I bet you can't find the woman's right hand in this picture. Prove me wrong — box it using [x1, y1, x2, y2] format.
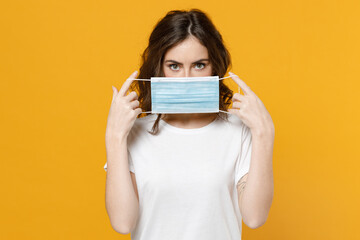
[105, 70, 142, 141]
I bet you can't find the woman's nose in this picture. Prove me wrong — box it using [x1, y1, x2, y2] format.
[183, 69, 193, 78]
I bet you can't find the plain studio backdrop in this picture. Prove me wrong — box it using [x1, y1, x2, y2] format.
[0, 0, 359, 239]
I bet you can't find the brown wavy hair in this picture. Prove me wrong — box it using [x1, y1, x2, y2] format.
[129, 8, 235, 135]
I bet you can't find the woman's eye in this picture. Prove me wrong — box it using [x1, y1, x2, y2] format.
[195, 63, 206, 70]
[168, 63, 206, 71]
[169, 64, 180, 71]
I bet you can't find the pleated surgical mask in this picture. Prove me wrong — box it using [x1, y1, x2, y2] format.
[130, 75, 238, 114]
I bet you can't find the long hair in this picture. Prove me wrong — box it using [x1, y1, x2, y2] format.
[129, 9, 234, 135]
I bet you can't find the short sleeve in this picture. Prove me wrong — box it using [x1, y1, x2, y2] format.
[234, 123, 253, 185]
[103, 149, 135, 173]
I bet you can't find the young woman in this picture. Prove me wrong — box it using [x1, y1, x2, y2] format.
[104, 9, 275, 240]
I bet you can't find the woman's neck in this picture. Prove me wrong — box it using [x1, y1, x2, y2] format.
[160, 113, 218, 129]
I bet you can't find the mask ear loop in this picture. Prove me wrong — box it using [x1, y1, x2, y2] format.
[218, 75, 239, 114]
[126, 78, 152, 113]
[129, 75, 240, 114]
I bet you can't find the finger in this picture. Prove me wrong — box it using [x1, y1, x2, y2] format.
[134, 107, 143, 116]
[232, 101, 241, 109]
[228, 71, 252, 95]
[129, 99, 140, 109]
[125, 91, 139, 101]
[227, 108, 238, 115]
[111, 86, 118, 102]
[232, 92, 245, 102]
[119, 70, 138, 97]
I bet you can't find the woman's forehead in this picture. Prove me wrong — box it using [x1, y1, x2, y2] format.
[165, 37, 207, 56]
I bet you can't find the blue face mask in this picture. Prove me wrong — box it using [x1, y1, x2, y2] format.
[133, 75, 236, 114]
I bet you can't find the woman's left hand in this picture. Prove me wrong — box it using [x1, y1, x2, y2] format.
[227, 72, 275, 136]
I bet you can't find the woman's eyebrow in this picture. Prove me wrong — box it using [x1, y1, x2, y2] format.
[164, 59, 209, 64]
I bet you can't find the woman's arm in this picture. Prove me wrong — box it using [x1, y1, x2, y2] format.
[105, 135, 139, 234]
[239, 129, 275, 229]
[227, 72, 275, 229]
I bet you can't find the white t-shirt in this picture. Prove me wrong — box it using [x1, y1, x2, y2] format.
[104, 113, 252, 240]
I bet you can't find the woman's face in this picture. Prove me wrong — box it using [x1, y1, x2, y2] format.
[162, 36, 212, 77]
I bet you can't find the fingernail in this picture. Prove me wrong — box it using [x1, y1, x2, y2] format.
[134, 70, 138, 75]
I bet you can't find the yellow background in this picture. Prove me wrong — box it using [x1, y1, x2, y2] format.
[1, 0, 359, 239]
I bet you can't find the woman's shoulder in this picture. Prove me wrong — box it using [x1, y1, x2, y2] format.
[220, 113, 245, 127]
[131, 114, 158, 130]
[127, 114, 157, 142]
[219, 113, 251, 135]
